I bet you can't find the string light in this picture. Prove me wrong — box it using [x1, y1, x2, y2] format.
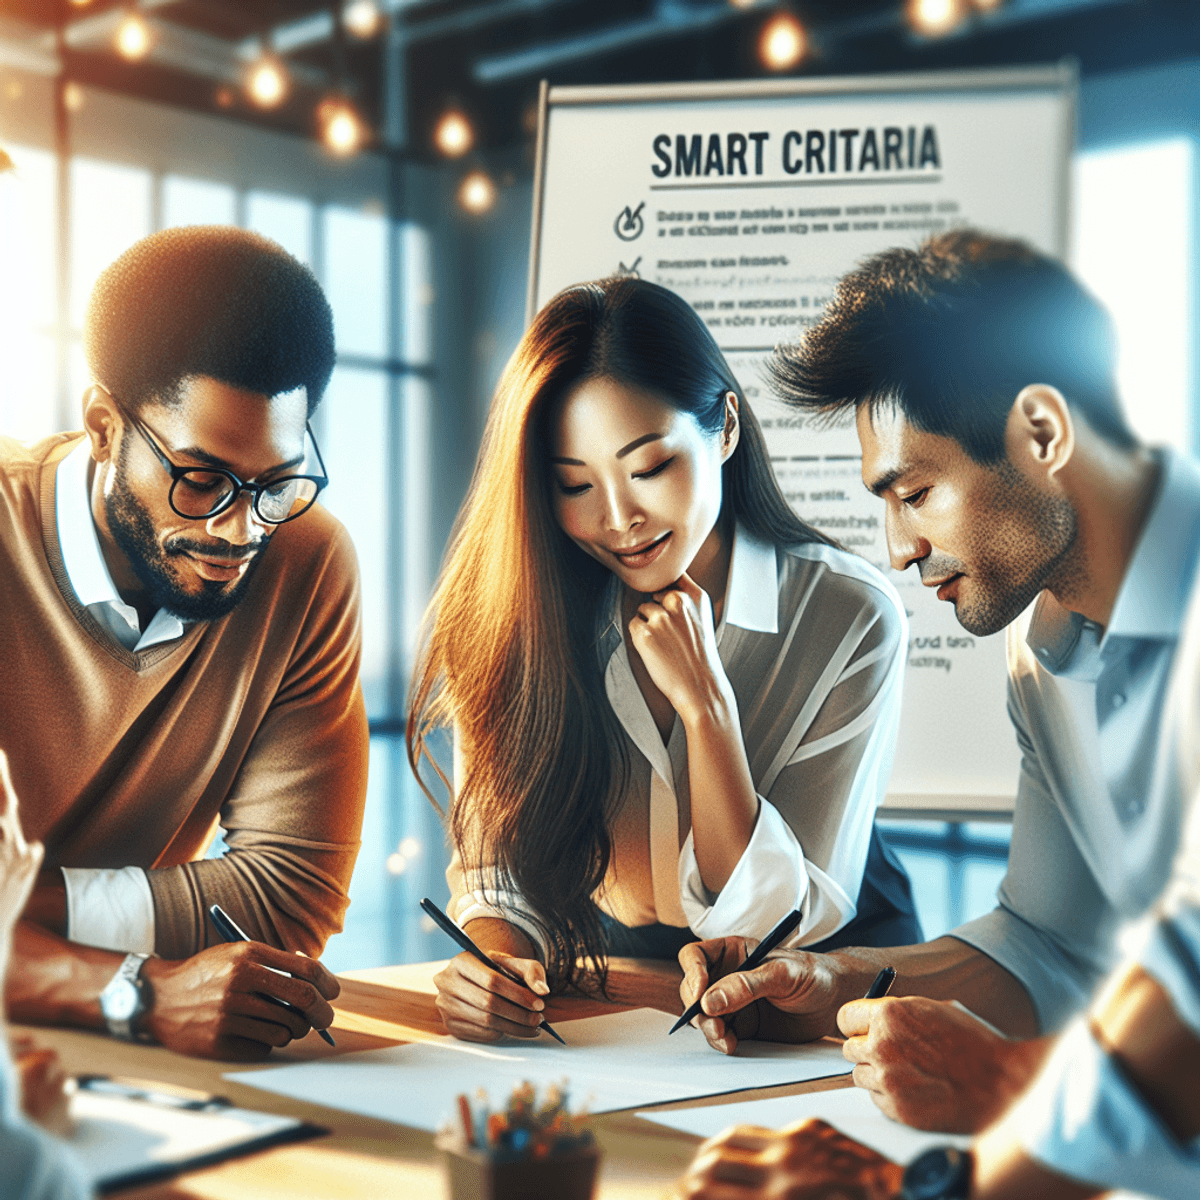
[318, 96, 368, 156]
[246, 54, 289, 108]
[971, 0, 1004, 9]
[758, 13, 806, 71]
[434, 110, 474, 158]
[907, 0, 966, 36]
[114, 11, 153, 61]
[63, 82, 85, 112]
[344, 0, 382, 39]
[458, 170, 496, 214]
[386, 837, 423, 876]
[728, 0, 761, 8]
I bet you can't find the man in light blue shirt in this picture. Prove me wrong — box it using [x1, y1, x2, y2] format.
[676, 229, 1199, 1137]
[678, 567, 1200, 1200]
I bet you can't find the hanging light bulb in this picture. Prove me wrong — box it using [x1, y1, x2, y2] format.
[458, 170, 496, 215]
[908, 0, 966, 36]
[758, 14, 806, 72]
[114, 10, 153, 61]
[344, 0, 382, 39]
[246, 53, 289, 109]
[318, 96, 368, 156]
[434, 109, 474, 158]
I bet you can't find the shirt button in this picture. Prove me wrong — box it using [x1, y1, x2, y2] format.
[1111, 692, 1126, 708]
[1124, 797, 1144, 817]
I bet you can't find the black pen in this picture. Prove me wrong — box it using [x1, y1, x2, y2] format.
[419, 897, 566, 1045]
[864, 965, 896, 999]
[670, 906, 806, 1035]
[207, 904, 336, 1047]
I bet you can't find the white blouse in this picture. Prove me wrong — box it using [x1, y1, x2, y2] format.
[447, 524, 907, 952]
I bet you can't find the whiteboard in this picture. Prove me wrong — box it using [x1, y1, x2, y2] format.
[529, 65, 1077, 814]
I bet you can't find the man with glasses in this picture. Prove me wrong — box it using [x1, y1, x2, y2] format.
[0, 226, 368, 1060]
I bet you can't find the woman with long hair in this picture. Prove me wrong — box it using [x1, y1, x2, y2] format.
[408, 277, 918, 1042]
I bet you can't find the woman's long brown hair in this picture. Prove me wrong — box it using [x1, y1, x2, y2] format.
[407, 278, 834, 991]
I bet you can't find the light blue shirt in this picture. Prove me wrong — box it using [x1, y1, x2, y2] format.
[1012, 561, 1200, 1196]
[952, 449, 1200, 1031]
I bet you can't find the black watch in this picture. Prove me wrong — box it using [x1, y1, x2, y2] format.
[899, 1147, 973, 1200]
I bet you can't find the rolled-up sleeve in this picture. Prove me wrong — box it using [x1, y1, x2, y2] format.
[1011, 1017, 1200, 1199]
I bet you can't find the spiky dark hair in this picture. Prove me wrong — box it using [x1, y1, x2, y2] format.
[768, 229, 1134, 462]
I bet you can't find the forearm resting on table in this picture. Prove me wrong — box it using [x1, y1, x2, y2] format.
[6, 921, 116, 1029]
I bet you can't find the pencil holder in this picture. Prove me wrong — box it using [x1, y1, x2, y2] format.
[436, 1133, 601, 1200]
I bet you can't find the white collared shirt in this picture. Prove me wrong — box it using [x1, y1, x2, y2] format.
[53, 437, 177, 954]
[450, 524, 907, 952]
[953, 448, 1200, 1031]
[56, 437, 186, 653]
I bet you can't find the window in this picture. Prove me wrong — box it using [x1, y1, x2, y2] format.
[1073, 138, 1194, 451]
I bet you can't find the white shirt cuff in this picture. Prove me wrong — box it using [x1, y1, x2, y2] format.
[1012, 1018, 1200, 1200]
[679, 798, 852, 944]
[450, 886, 550, 962]
[62, 866, 156, 954]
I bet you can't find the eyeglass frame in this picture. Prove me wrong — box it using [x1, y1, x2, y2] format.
[115, 402, 329, 526]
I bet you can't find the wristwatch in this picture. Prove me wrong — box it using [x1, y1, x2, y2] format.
[899, 1147, 973, 1200]
[99, 952, 153, 1042]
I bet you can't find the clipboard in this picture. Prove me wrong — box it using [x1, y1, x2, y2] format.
[68, 1075, 325, 1193]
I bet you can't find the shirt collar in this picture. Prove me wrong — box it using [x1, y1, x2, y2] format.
[1027, 448, 1200, 669]
[56, 436, 126, 610]
[55, 437, 187, 649]
[721, 522, 779, 634]
[1105, 448, 1200, 640]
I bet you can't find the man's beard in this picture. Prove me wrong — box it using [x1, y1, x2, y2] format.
[921, 463, 1080, 638]
[105, 459, 268, 623]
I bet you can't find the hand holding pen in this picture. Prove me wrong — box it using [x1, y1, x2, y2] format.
[423, 897, 566, 1045]
[207, 904, 337, 1047]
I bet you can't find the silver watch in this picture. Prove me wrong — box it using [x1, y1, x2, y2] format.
[99, 952, 152, 1042]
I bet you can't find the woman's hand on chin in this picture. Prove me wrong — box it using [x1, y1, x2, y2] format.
[433, 950, 550, 1043]
[628, 572, 733, 725]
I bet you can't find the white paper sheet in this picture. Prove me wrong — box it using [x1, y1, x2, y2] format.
[636, 1084, 971, 1162]
[226, 1009, 850, 1132]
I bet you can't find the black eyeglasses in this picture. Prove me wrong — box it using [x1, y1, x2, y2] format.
[120, 408, 329, 526]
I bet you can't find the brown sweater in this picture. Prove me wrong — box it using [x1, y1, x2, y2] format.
[0, 433, 369, 959]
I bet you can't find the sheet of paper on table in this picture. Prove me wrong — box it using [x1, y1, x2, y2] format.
[226, 1008, 850, 1133]
[636, 1085, 971, 1162]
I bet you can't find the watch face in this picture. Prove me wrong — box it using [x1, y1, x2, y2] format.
[904, 1148, 968, 1200]
[102, 978, 139, 1022]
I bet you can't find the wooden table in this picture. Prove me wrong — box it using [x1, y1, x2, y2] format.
[17, 959, 853, 1199]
